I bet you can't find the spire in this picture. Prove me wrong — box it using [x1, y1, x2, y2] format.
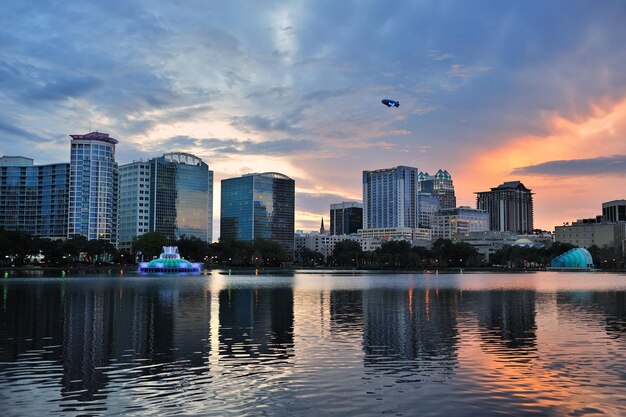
[320, 218, 326, 235]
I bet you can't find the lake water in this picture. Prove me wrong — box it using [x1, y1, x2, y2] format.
[0, 271, 624, 416]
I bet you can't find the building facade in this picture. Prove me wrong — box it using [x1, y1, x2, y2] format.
[418, 169, 456, 209]
[118, 153, 213, 249]
[330, 201, 363, 235]
[432, 207, 489, 240]
[0, 156, 69, 238]
[118, 161, 152, 250]
[151, 153, 213, 243]
[68, 132, 119, 243]
[418, 193, 440, 229]
[554, 218, 622, 249]
[602, 200, 626, 222]
[295, 232, 380, 258]
[476, 181, 534, 233]
[221, 172, 295, 252]
[363, 166, 419, 230]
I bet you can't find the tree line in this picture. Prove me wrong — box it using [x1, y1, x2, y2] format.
[0, 229, 622, 269]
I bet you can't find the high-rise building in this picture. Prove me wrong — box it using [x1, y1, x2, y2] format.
[476, 181, 534, 233]
[418, 169, 456, 209]
[362, 166, 419, 230]
[0, 156, 69, 238]
[418, 193, 440, 229]
[118, 161, 152, 250]
[602, 200, 626, 222]
[432, 207, 489, 239]
[151, 153, 213, 243]
[220, 172, 295, 252]
[118, 152, 213, 249]
[68, 132, 119, 243]
[330, 201, 363, 235]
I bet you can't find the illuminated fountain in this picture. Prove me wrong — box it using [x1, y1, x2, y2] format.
[138, 246, 202, 274]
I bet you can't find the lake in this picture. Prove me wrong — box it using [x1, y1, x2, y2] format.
[0, 271, 624, 416]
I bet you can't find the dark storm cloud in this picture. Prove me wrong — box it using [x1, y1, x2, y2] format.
[162, 136, 318, 155]
[0, 118, 46, 143]
[512, 155, 626, 176]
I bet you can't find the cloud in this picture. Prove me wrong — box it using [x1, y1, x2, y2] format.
[162, 136, 318, 156]
[512, 155, 626, 176]
[0, 118, 46, 143]
[426, 50, 454, 62]
[446, 64, 491, 80]
[230, 114, 305, 134]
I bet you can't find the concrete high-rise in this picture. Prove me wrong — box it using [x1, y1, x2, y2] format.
[118, 152, 213, 249]
[221, 172, 295, 252]
[118, 161, 152, 250]
[476, 181, 534, 233]
[0, 156, 69, 238]
[418, 169, 456, 209]
[68, 132, 119, 243]
[362, 166, 419, 230]
[330, 202, 363, 235]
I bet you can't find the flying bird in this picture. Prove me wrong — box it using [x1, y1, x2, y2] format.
[381, 99, 400, 108]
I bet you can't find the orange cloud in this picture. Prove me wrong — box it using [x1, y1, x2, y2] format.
[455, 96, 626, 230]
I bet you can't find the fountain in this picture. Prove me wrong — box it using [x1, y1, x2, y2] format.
[138, 246, 202, 274]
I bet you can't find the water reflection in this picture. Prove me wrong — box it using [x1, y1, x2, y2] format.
[0, 273, 624, 416]
[362, 289, 459, 381]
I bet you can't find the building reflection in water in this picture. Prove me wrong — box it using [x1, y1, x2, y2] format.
[218, 287, 294, 366]
[0, 275, 624, 415]
[472, 290, 538, 358]
[360, 288, 460, 380]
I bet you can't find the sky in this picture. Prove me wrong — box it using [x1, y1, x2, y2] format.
[1, 0, 625, 238]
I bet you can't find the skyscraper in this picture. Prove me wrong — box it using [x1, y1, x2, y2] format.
[220, 172, 294, 252]
[476, 181, 534, 233]
[0, 156, 69, 238]
[68, 132, 119, 243]
[118, 152, 213, 249]
[418, 169, 456, 209]
[118, 161, 152, 250]
[151, 153, 213, 242]
[362, 166, 419, 230]
[330, 201, 363, 235]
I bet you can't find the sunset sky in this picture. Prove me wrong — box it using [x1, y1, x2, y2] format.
[1, 1, 625, 238]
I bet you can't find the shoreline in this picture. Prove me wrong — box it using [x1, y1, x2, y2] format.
[2, 265, 625, 275]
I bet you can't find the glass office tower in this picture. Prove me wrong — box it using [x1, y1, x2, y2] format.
[330, 202, 363, 235]
[362, 166, 419, 229]
[150, 152, 213, 242]
[0, 156, 69, 238]
[118, 152, 213, 248]
[221, 172, 295, 252]
[68, 132, 119, 243]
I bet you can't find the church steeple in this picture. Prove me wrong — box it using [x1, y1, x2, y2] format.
[320, 218, 326, 235]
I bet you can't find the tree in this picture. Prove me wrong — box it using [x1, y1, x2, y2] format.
[132, 232, 167, 260]
[332, 240, 363, 267]
[296, 247, 325, 266]
[176, 235, 209, 262]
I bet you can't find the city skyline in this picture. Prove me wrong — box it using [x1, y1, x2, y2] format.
[1, 1, 625, 236]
